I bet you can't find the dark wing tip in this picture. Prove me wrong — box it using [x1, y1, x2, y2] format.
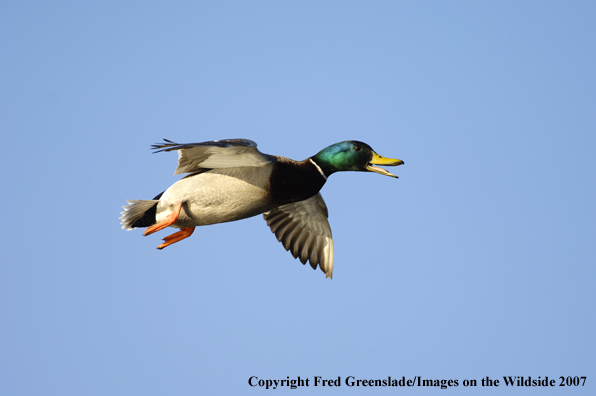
[150, 138, 258, 154]
[151, 139, 181, 153]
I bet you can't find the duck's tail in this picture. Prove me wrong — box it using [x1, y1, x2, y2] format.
[120, 199, 159, 230]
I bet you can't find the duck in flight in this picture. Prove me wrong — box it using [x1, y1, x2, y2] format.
[120, 139, 404, 278]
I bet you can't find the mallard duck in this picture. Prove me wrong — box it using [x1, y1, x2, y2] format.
[120, 139, 403, 278]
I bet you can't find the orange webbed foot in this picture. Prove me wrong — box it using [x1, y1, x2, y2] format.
[143, 202, 183, 236]
[157, 227, 195, 250]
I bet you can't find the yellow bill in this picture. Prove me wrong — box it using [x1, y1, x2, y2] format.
[367, 152, 404, 178]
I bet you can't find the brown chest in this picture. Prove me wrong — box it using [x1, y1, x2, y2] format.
[267, 160, 327, 206]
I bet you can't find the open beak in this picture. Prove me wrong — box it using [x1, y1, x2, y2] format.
[367, 152, 404, 178]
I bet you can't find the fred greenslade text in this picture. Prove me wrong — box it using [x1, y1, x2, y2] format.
[248, 375, 571, 390]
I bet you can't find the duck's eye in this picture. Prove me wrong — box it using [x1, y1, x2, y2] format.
[354, 145, 362, 151]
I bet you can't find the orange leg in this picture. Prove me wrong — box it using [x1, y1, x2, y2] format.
[157, 227, 195, 250]
[143, 202, 183, 236]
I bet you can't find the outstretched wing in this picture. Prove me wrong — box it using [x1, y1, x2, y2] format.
[263, 193, 334, 279]
[152, 139, 275, 175]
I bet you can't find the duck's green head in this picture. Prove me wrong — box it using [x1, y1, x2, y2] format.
[312, 141, 404, 178]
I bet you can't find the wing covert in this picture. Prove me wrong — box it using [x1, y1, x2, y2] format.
[152, 139, 274, 175]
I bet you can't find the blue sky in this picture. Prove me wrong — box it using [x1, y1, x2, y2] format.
[1, 1, 594, 395]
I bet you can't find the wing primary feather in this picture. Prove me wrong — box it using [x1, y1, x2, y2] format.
[276, 219, 298, 242]
[284, 226, 302, 252]
[267, 213, 291, 233]
[295, 232, 310, 264]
